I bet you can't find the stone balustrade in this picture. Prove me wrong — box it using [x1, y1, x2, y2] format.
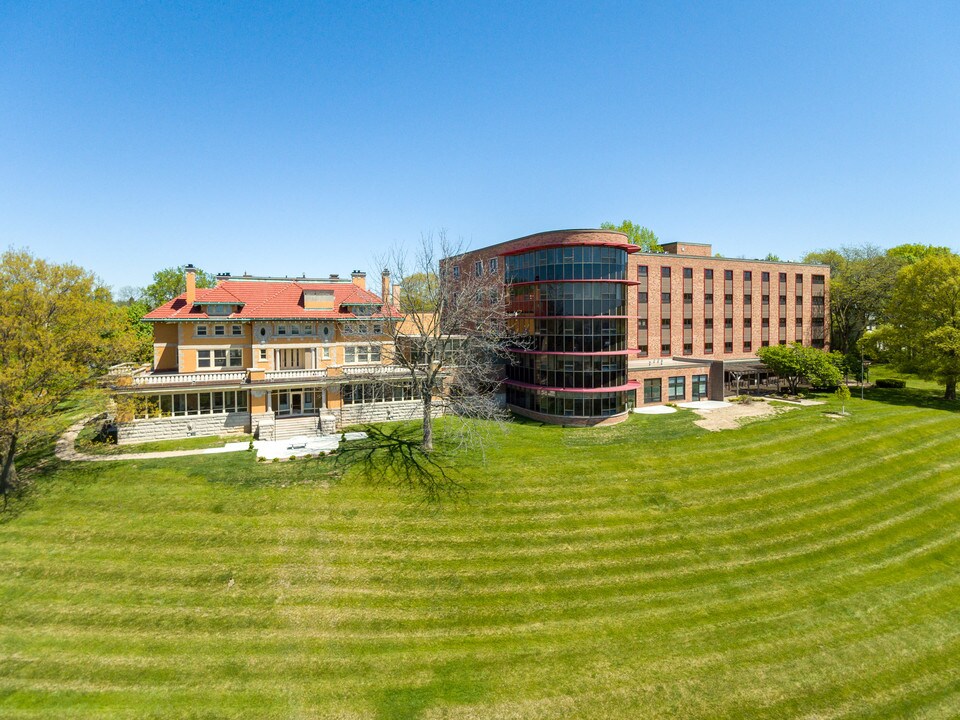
[263, 368, 329, 381]
[131, 370, 247, 386]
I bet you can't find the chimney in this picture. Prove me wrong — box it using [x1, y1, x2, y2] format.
[381, 269, 390, 303]
[185, 264, 197, 306]
[392, 283, 400, 308]
[351, 270, 366, 290]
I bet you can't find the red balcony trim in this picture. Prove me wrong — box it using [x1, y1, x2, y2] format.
[507, 279, 640, 287]
[500, 241, 641, 256]
[508, 348, 638, 356]
[503, 379, 641, 394]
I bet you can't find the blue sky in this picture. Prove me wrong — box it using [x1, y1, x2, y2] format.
[2, 1, 958, 292]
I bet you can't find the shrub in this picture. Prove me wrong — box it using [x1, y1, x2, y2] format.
[876, 378, 906, 389]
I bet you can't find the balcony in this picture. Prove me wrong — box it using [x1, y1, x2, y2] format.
[130, 370, 247, 387]
[342, 365, 410, 377]
[263, 368, 328, 382]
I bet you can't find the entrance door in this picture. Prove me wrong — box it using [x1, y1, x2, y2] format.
[291, 391, 302, 415]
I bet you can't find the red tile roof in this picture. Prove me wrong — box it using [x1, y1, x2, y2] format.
[143, 280, 399, 321]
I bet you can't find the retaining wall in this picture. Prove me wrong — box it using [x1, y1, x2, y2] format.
[117, 412, 250, 444]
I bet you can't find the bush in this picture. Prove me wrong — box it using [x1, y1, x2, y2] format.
[875, 378, 906, 389]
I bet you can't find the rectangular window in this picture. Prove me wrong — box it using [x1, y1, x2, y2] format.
[291, 324, 300, 335]
[683, 343, 692, 355]
[489, 257, 498, 272]
[668, 376, 685, 401]
[704, 318, 714, 329]
[743, 341, 752, 352]
[661, 318, 671, 329]
[638, 318, 648, 329]
[724, 341, 733, 352]
[231, 324, 243, 336]
[229, 349, 243, 367]
[643, 378, 661, 404]
[197, 350, 211, 368]
[762, 271, 770, 281]
[213, 325, 225, 336]
[453, 265, 460, 278]
[705, 342, 713, 353]
[743, 271, 752, 281]
[661, 267, 671, 278]
[683, 267, 693, 279]
[214, 349, 227, 367]
[704, 269, 713, 279]
[692, 374, 708, 400]
[277, 325, 286, 335]
[683, 293, 693, 303]
[724, 269, 733, 280]
[704, 293, 713, 304]
[196, 325, 207, 336]
[259, 349, 267, 361]
[638, 265, 648, 277]
[743, 294, 752, 305]
[661, 343, 671, 356]
[661, 292, 671, 303]
[638, 292, 648, 303]
[475, 260, 483, 276]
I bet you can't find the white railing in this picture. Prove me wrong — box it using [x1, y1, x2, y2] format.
[132, 371, 247, 386]
[263, 368, 328, 381]
[342, 365, 409, 376]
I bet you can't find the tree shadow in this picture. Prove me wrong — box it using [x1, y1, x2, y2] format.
[859, 384, 960, 413]
[335, 424, 466, 505]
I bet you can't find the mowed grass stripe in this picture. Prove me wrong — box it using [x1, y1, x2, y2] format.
[1, 390, 959, 717]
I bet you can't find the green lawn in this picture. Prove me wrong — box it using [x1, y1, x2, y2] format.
[1, 377, 959, 718]
[76, 423, 253, 455]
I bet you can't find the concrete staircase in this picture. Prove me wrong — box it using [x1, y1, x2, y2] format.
[273, 416, 321, 441]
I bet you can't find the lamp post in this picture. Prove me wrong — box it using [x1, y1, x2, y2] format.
[861, 346, 865, 401]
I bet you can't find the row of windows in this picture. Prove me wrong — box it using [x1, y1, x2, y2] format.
[342, 382, 423, 405]
[641, 337, 824, 357]
[198, 349, 244, 368]
[641, 292, 824, 307]
[507, 353, 628, 390]
[505, 246, 628, 283]
[507, 282, 626, 318]
[130, 391, 249, 420]
[196, 324, 244, 337]
[270, 388, 323, 415]
[641, 375, 708, 403]
[506, 387, 629, 418]
[640, 267, 826, 285]
[343, 345, 382, 364]
[516, 318, 627, 353]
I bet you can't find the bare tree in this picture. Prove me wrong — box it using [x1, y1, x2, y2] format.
[343, 231, 521, 453]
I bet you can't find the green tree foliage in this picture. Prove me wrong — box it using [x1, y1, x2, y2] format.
[124, 299, 155, 363]
[600, 220, 662, 252]
[864, 252, 960, 400]
[763, 253, 782, 262]
[143, 265, 216, 310]
[886, 243, 953, 266]
[802, 245, 901, 355]
[757, 343, 842, 394]
[835, 384, 851, 415]
[0, 250, 131, 506]
[398, 271, 438, 312]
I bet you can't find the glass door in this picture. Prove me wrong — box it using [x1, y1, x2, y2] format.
[291, 391, 302, 415]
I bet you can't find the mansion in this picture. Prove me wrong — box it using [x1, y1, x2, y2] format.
[115, 229, 830, 441]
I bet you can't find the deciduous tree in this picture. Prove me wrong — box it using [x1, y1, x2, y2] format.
[757, 343, 841, 394]
[0, 250, 130, 507]
[864, 253, 960, 400]
[143, 265, 215, 309]
[600, 220, 662, 252]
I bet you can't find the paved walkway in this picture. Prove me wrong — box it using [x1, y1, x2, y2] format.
[55, 418, 251, 462]
[56, 419, 369, 463]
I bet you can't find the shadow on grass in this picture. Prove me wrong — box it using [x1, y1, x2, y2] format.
[335, 424, 466, 505]
[861, 385, 960, 413]
[373, 659, 488, 720]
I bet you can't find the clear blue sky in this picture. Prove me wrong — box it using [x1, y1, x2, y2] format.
[2, 1, 958, 292]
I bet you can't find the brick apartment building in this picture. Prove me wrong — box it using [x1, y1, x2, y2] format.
[445, 229, 830, 425]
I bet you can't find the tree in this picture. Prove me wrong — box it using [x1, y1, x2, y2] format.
[763, 253, 782, 262]
[600, 221, 662, 252]
[0, 250, 130, 507]
[398, 271, 438, 311]
[757, 343, 841, 394]
[835, 384, 851, 415]
[865, 253, 960, 400]
[886, 243, 953, 266]
[143, 265, 215, 309]
[803, 245, 901, 355]
[347, 231, 519, 454]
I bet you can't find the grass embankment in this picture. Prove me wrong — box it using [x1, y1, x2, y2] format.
[1, 378, 959, 718]
[76, 424, 253, 455]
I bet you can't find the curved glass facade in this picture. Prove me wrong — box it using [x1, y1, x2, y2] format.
[507, 353, 627, 390]
[507, 282, 626, 317]
[505, 242, 633, 421]
[505, 245, 627, 283]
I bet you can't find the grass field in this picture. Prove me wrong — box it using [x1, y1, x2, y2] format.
[1, 376, 959, 719]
